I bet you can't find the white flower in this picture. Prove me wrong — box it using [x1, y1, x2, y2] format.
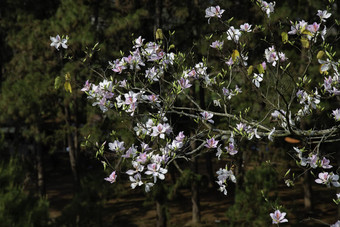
[270, 210, 288, 224]
[145, 163, 168, 183]
[104, 171, 117, 183]
[258, 0, 275, 18]
[50, 35, 68, 50]
[240, 23, 252, 32]
[317, 10, 331, 22]
[129, 174, 143, 189]
[264, 46, 278, 66]
[268, 127, 275, 141]
[205, 6, 225, 23]
[253, 73, 263, 88]
[227, 26, 241, 43]
[315, 172, 340, 187]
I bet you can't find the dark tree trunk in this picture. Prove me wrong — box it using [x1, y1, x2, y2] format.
[191, 156, 200, 224]
[189, 85, 201, 224]
[303, 171, 313, 212]
[156, 185, 167, 227]
[65, 103, 80, 193]
[154, 0, 162, 32]
[36, 142, 45, 196]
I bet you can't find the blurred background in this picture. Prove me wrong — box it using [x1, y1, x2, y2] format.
[0, 0, 339, 226]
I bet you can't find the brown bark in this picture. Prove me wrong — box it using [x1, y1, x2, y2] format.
[191, 156, 200, 224]
[303, 171, 313, 212]
[189, 84, 200, 224]
[156, 185, 167, 227]
[65, 103, 80, 193]
[36, 142, 45, 196]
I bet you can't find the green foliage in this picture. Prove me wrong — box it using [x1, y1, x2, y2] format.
[225, 164, 278, 226]
[55, 173, 110, 227]
[0, 157, 49, 227]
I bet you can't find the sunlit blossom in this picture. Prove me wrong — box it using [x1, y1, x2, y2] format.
[104, 171, 117, 183]
[332, 109, 340, 121]
[50, 34, 68, 50]
[205, 6, 225, 23]
[317, 10, 331, 22]
[270, 210, 288, 224]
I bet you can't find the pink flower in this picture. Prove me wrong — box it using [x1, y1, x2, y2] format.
[270, 210, 288, 224]
[178, 78, 192, 89]
[175, 131, 185, 142]
[225, 142, 238, 155]
[321, 157, 332, 169]
[240, 23, 252, 32]
[81, 80, 91, 92]
[205, 6, 225, 23]
[332, 109, 340, 121]
[307, 22, 320, 34]
[205, 138, 218, 149]
[145, 163, 167, 183]
[201, 111, 214, 124]
[133, 36, 144, 49]
[210, 40, 224, 49]
[104, 171, 117, 183]
[264, 46, 278, 66]
[315, 172, 340, 187]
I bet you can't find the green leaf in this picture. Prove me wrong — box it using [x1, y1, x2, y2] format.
[257, 64, 265, 74]
[281, 32, 288, 44]
[247, 65, 253, 75]
[54, 76, 61, 89]
[301, 37, 309, 48]
[64, 81, 72, 93]
[156, 28, 163, 40]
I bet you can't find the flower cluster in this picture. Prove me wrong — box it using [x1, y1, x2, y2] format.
[315, 172, 340, 187]
[235, 123, 260, 140]
[296, 89, 320, 118]
[216, 165, 236, 195]
[293, 147, 332, 169]
[222, 85, 242, 100]
[257, 0, 275, 18]
[264, 46, 287, 67]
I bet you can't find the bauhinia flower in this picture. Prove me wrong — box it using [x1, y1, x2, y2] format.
[201, 111, 214, 124]
[226, 26, 241, 43]
[253, 73, 263, 88]
[332, 109, 340, 121]
[205, 137, 219, 148]
[50, 34, 68, 50]
[330, 220, 340, 227]
[321, 157, 332, 169]
[178, 78, 192, 89]
[270, 210, 288, 224]
[210, 40, 224, 49]
[216, 165, 236, 195]
[108, 140, 125, 152]
[205, 6, 225, 23]
[225, 142, 238, 155]
[240, 23, 252, 32]
[264, 46, 278, 66]
[129, 173, 143, 189]
[104, 171, 117, 183]
[145, 163, 168, 183]
[317, 10, 331, 23]
[258, 0, 275, 18]
[315, 172, 340, 187]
